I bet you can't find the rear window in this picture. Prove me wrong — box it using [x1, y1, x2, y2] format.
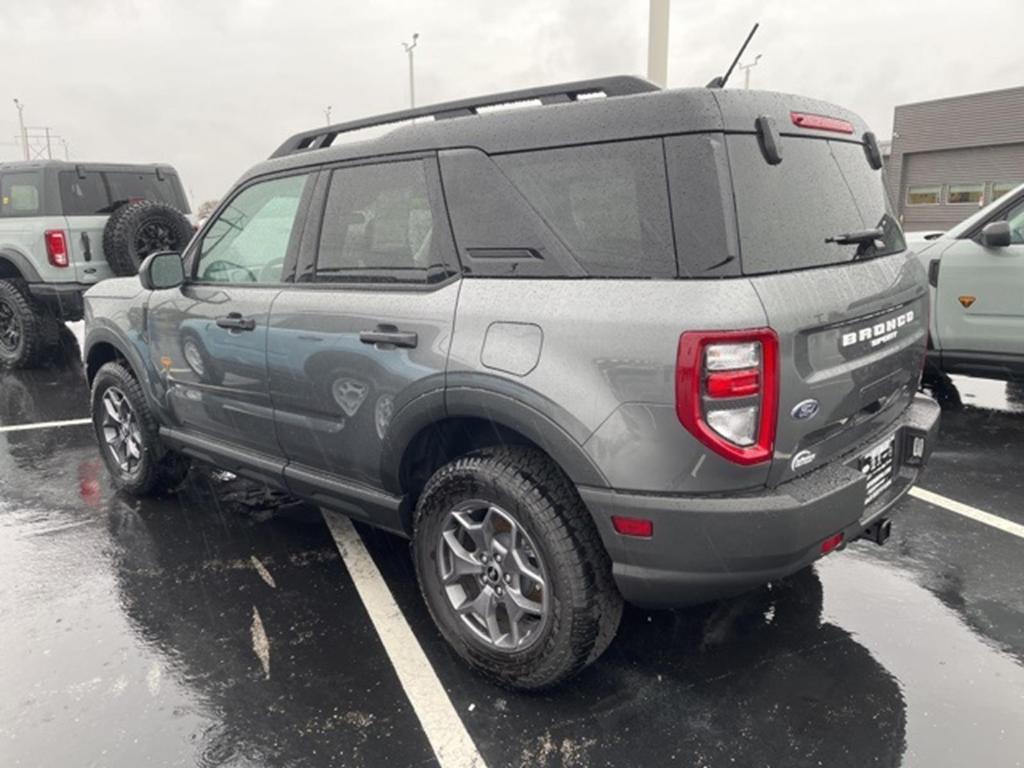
[493, 140, 676, 278]
[727, 137, 905, 275]
[59, 170, 189, 215]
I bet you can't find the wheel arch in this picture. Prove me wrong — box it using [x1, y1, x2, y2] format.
[0, 250, 40, 282]
[384, 384, 609, 504]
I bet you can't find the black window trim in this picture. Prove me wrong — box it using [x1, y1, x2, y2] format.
[291, 150, 462, 292]
[184, 167, 319, 288]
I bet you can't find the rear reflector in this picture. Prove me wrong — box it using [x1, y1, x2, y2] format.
[820, 532, 844, 555]
[790, 111, 854, 134]
[611, 515, 653, 538]
[44, 230, 69, 268]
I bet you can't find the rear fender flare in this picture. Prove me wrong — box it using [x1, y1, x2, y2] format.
[380, 374, 608, 494]
[0, 249, 42, 282]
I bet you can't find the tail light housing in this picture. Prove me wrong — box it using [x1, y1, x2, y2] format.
[44, 230, 69, 268]
[676, 329, 779, 465]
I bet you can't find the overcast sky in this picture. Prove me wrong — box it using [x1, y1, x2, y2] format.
[2, 0, 1020, 206]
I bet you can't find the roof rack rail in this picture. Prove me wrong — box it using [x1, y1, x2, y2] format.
[269, 75, 659, 159]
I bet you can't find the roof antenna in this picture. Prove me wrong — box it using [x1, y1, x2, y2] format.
[706, 23, 759, 88]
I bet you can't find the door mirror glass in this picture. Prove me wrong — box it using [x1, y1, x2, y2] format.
[139, 251, 185, 290]
[980, 221, 1012, 248]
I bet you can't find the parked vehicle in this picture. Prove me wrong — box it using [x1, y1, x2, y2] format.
[907, 182, 1024, 382]
[83, 76, 940, 689]
[0, 161, 193, 368]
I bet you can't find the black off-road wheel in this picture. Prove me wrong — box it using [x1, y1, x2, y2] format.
[91, 361, 190, 496]
[413, 446, 623, 690]
[0, 279, 60, 369]
[103, 200, 194, 277]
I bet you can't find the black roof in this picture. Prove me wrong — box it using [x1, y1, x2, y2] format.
[0, 160, 177, 173]
[244, 76, 869, 183]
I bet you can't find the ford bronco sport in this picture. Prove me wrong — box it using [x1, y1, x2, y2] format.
[0, 161, 193, 368]
[83, 76, 940, 689]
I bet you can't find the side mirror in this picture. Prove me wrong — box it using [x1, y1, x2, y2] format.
[139, 251, 185, 290]
[980, 221, 1012, 248]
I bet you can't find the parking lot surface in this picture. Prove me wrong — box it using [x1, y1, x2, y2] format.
[2, 328, 1023, 768]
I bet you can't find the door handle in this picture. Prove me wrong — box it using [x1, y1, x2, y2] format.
[216, 312, 256, 331]
[359, 325, 418, 349]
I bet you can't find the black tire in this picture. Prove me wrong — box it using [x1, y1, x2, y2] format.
[0, 278, 60, 369]
[413, 446, 623, 690]
[103, 200, 194, 277]
[91, 361, 190, 496]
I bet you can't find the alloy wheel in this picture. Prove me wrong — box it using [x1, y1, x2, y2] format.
[0, 298, 22, 354]
[437, 500, 549, 651]
[100, 386, 143, 474]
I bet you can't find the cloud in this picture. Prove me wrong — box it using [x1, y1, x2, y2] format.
[1, 0, 1019, 205]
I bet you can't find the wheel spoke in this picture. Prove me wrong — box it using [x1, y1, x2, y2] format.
[440, 530, 484, 584]
[505, 585, 544, 618]
[103, 392, 123, 423]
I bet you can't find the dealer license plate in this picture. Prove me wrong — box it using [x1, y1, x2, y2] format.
[860, 432, 896, 506]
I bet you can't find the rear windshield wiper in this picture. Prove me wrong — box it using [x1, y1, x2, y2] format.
[825, 228, 884, 246]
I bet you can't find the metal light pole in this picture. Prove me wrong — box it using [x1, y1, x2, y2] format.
[647, 0, 670, 87]
[13, 99, 28, 160]
[739, 54, 762, 89]
[324, 105, 332, 125]
[402, 33, 419, 109]
[59, 138, 70, 160]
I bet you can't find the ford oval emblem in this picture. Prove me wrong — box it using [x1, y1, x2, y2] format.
[791, 399, 820, 421]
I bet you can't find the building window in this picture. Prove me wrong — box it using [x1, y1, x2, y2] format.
[947, 183, 984, 205]
[991, 182, 1020, 202]
[906, 185, 941, 205]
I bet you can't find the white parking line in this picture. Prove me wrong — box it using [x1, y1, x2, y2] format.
[323, 511, 487, 768]
[910, 486, 1024, 540]
[0, 417, 92, 434]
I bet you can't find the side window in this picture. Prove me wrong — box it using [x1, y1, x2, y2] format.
[195, 173, 309, 284]
[493, 141, 676, 278]
[0, 172, 42, 217]
[314, 160, 441, 284]
[1005, 200, 1024, 245]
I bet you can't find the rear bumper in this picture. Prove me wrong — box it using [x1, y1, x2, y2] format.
[579, 394, 941, 609]
[27, 282, 89, 321]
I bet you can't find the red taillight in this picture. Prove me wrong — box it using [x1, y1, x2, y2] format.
[44, 230, 69, 268]
[820, 532, 844, 555]
[611, 515, 653, 538]
[706, 369, 760, 398]
[790, 111, 854, 134]
[676, 328, 779, 465]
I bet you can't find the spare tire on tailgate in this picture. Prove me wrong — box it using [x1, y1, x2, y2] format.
[103, 200, 193, 276]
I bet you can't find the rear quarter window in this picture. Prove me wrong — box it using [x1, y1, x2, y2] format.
[0, 172, 42, 217]
[494, 140, 676, 278]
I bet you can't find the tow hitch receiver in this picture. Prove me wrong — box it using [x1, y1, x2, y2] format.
[861, 518, 892, 546]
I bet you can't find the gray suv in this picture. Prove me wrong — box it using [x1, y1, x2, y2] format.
[83, 77, 940, 689]
[0, 161, 192, 367]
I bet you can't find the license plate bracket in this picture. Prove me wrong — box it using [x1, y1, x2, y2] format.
[860, 432, 896, 506]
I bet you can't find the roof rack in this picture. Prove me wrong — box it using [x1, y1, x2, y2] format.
[269, 75, 659, 159]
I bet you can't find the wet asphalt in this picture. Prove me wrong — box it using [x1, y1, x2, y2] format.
[1, 327, 1023, 768]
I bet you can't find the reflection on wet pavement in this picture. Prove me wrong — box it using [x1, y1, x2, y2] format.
[1, 337, 1023, 767]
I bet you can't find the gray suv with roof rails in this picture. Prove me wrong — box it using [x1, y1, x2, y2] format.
[83, 75, 940, 689]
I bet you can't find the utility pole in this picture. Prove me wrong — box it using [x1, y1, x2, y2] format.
[739, 54, 762, 89]
[43, 126, 53, 159]
[647, 0, 670, 87]
[13, 99, 28, 160]
[324, 105, 332, 125]
[59, 138, 70, 160]
[402, 33, 419, 108]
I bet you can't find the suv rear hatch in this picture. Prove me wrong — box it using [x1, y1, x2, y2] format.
[714, 93, 927, 487]
[58, 166, 191, 284]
